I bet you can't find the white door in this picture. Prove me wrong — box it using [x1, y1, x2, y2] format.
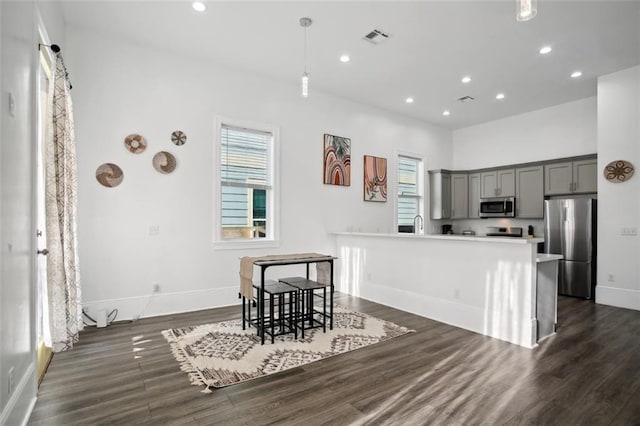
[35, 41, 53, 383]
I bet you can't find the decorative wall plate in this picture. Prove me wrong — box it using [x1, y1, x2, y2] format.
[96, 163, 124, 187]
[124, 134, 147, 153]
[603, 160, 634, 183]
[171, 130, 187, 146]
[153, 151, 177, 174]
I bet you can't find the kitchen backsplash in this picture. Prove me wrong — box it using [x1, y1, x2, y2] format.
[432, 218, 545, 237]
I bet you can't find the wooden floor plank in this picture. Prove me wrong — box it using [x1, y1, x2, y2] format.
[29, 293, 640, 425]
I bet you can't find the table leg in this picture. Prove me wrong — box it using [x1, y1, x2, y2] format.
[242, 296, 246, 330]
[260, 267, 266, 345]
[330, 260, 334, 330]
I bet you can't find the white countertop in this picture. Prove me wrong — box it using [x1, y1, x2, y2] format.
[333, 232, 544, 245]
[536, 253, 563, 263]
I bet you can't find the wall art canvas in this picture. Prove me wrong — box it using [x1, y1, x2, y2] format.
[364, 155, 387, 202]
[323, 134, 351, 186]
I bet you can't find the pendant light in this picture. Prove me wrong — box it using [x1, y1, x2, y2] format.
[300, 17, 312, 98]
[517, 0, 537, 21]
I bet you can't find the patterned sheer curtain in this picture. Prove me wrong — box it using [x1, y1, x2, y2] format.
[45, 52, 82, 352]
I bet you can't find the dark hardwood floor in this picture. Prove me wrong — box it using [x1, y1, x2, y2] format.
[30, 293, 640, 425]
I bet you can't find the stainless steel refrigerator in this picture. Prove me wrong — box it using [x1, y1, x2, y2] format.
[544, 198, 597, 299]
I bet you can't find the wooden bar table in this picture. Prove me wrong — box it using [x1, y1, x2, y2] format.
[250, 254, 336, 345]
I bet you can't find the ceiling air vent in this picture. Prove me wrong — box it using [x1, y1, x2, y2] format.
[363, 29, 390, 45]
[457, 96, 476, 103]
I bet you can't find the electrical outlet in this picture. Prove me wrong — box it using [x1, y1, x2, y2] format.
[8, 92, 16, 117]
[621, 227, 638, 236]
[8, 367, 14, 395]
[608, 273, 615, 282]
[152, 282, 161, 293]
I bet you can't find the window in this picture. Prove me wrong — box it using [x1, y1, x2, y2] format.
[215, 118, 278, 246]
[396, 154, 424, 233]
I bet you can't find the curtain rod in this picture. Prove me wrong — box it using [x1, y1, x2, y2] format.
[38, 43, 73, 90]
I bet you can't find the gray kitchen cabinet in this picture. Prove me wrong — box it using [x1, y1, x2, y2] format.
[544, 159, 597, 195]
[480, 169, 515, 198]
[573, 159, 598, 193]
[451, 174, 468, 219]
[468, 173, 481, 218]
[480, 171, 497, 198]
[429, 171, 451, 219]
[515, 166, 544, 218]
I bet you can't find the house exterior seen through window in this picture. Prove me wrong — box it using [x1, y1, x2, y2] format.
[397, 155, 423, 233]
[218, 123, 275, 242]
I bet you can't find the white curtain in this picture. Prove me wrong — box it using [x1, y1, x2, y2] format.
[45, 53, 82, 352]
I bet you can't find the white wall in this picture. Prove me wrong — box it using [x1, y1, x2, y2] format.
[453, 97, 597, 170]
[1, 2, 36, 424]
[65, 26, 452, 320]
[596, 66, 640, 310]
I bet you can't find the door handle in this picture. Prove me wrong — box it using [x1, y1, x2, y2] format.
[37, 248, 49, 256]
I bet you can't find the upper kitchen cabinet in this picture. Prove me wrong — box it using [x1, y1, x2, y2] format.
[468, 173, 481, 218]
[451, 174, 468, 219]
[429, 171, 451, 219]
[573, 159, 598, 193]
[480, 169, 515, 198]
[544, 158, 597, 195]
[515, 166, 544, 218]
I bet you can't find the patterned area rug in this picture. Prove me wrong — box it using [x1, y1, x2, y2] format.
[162, 305, 413, 392]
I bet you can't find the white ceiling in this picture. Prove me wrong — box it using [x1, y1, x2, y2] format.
[60, 1, 640, 129]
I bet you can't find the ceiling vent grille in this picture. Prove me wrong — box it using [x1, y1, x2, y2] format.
[363, 29, 390, 45]
[457, 96, 476, 103]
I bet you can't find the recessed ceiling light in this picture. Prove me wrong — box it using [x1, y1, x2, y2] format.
[461, 76, 472, 84]
[571, 71, 583, 78]
[496, 93, 505, 100]
[539, 46, 552, 55]
[442, 110, 450, 116]
[340, 55, 350, 63]
[192, 2, 207, 12]
[405, 97, 414, 104]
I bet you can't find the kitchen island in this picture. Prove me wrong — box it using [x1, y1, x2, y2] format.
[333, 232, 554, 348]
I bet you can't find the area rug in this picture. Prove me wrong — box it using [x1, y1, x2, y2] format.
[162, 305, 413, 392]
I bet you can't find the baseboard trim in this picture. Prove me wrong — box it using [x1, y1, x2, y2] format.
[0, 362, 36, 426]
[82, 286, 240, 322]
[596, 285, 640, 311]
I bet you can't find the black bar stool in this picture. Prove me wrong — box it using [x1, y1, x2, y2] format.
[279, 277, 330, 338]
[250, 281, 298, 343]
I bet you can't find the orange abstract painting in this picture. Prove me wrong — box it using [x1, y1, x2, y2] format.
[364, 155, 387, 202]
[323, 134, 351, 186]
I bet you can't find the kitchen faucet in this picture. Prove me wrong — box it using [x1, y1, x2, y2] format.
[413, 214, 424, 235]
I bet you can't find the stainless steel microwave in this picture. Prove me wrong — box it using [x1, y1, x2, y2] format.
[480, 197, 516, 218]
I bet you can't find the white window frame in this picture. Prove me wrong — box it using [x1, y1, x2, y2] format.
[213, 116, 280, 250]
[394, 151, 425, 234]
